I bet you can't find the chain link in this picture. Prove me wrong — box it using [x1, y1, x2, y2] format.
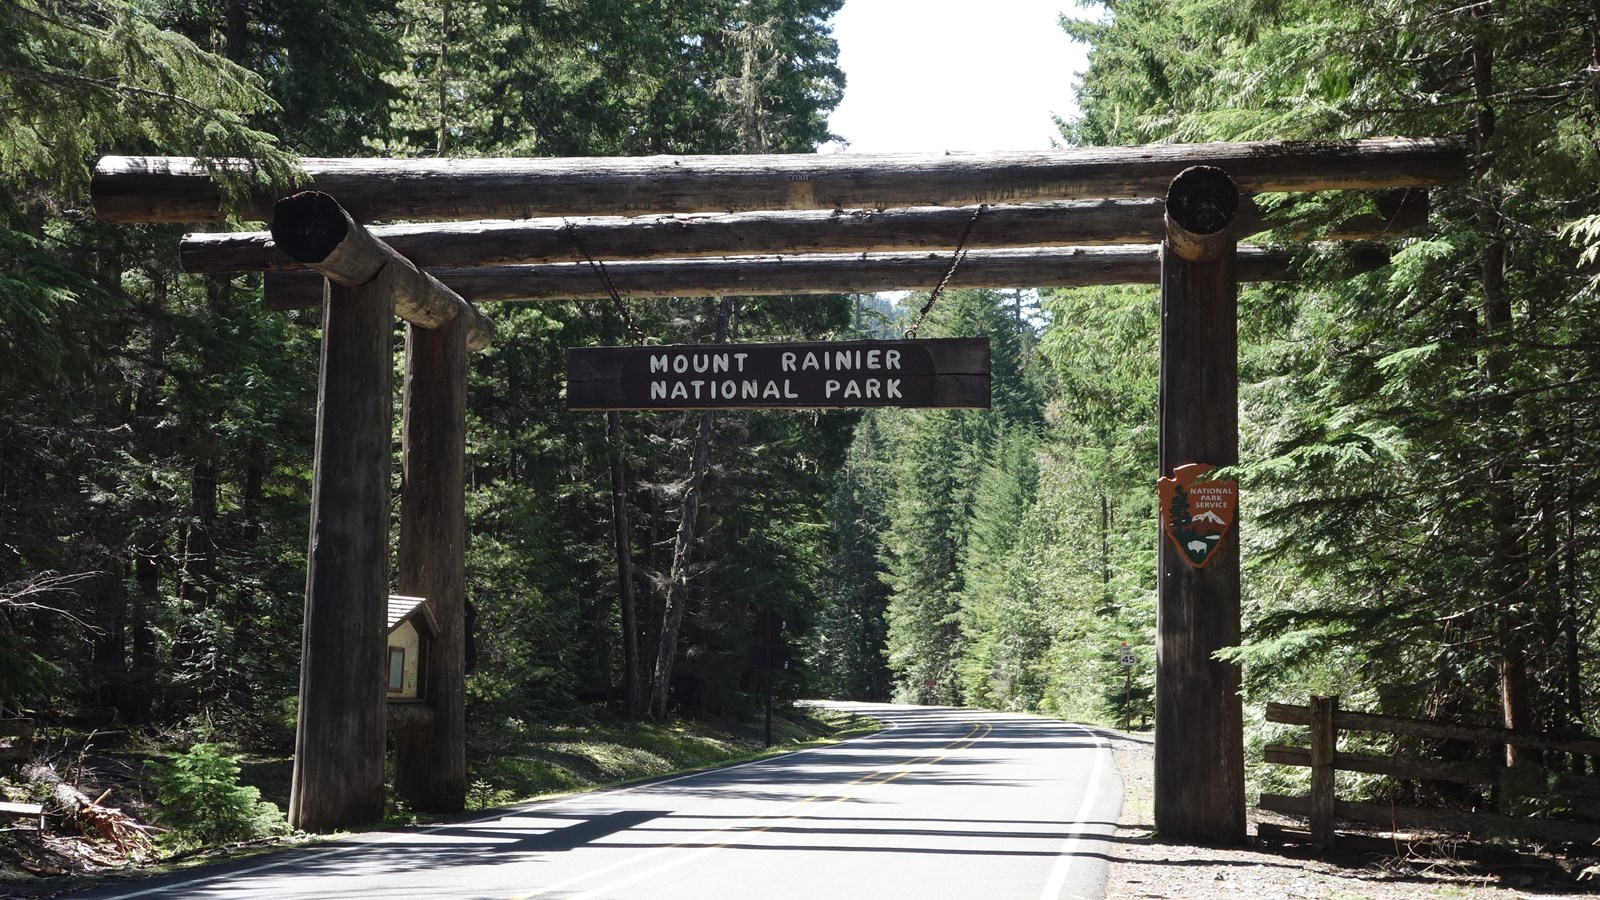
[566, 220, 646, 345]
[904, 204, 985, 339]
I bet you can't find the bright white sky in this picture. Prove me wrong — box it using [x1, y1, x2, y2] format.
[822, 0, 1091, 154]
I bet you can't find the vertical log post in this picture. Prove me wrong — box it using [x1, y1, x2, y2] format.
[395, 315, 470, 812]
[1309, 695, 1338, 851]
[1154, 165, 1247, 845]
[271, 191, 488, 828]
[287, 271, 395, 833]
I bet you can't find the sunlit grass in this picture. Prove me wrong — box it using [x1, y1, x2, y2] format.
[465, 706, 879, 809]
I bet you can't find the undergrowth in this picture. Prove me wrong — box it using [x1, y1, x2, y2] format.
[465, 705, 876, 809]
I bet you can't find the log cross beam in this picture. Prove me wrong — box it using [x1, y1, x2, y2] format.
[260, 244, 1394, 309]
[183, 192, 1429, 275]
[93, 137, 1467, 224]
[270, 192, 495, 352]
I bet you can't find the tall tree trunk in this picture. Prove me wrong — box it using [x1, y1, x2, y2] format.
[649, 411, 712, 722]
[129, 542, 161, 724]
[1471, 14, 1534, 768]
[90, 564, 127, 714]
[225, 0, 248, 63]
[437, 0, 451, 155]
[609, 412, 643, 720]
[648, 297, 732, 721]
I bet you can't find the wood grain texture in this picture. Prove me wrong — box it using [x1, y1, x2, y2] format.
[1166, 166, 1241, 262]
[1309, 696, 1338, 850]
[185, 193, 1426, 274]
[269, 192, 495, 351]
[287, 271, 394, 834]
[1153, 176, 1246, 846]
[94, 138, 1467, 224]
[261, 244, 1392, 309]
[393, 317, 469, 814]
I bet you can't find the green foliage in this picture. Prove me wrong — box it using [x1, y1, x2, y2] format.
[0, 0, 299, 206]
[1059, 0, 1600, 767]
[144, 744, 287, 847]
[2, 0, 848, 741]
[468, 709, 854, 805]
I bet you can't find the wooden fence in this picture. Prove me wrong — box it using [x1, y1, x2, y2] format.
[1259, 697, 1600, 851]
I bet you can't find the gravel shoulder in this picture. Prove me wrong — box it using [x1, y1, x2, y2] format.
[1094, 728, 1599, 900]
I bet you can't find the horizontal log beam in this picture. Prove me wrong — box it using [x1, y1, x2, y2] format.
[194, 194, 1427, 276]
[94, 138, 1466, 224]
[271, 192, 495, 351]
[1266, 702, 1600, 756]
[181, 191, 1426, 275]
[1264, 743, 1501, 784]
[1265, 744, 1600, 799]
[1259, 792, 1600, 845]
[262, 244, 1391, 310]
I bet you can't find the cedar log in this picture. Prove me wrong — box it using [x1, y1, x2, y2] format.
[1166, 166, 1241, 262]
[270, 192, 494, 351]
[1154, 165, 1247, 846]
[261, 245, 1392, 309]
[393, 317, 469, 814]
[94, 138, 1466, 224]
[182, 192, 1426, 274]
[288, 271, 394, 834]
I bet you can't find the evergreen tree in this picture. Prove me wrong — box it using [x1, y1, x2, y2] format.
[1063, 0, 1600, 743]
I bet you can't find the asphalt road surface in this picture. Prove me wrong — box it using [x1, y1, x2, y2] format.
[71, 703, 1122, 900]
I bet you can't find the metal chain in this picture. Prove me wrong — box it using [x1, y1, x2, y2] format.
[904, 204, 986, 339]
[566, 220, 646, 345]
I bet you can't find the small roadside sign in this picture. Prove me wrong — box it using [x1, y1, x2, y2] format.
[1118, 643, 1136, 667]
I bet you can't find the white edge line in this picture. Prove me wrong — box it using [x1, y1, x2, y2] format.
[97, 709, 898, 900]
[1038, 724, 1109, 900]
[510, 708, 904, 899]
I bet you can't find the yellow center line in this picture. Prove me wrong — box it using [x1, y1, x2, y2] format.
[507, 719, 993, 900]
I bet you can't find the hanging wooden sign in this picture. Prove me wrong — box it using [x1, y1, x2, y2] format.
[1158, 463, 1238, 569]
[566, 338, 989, 410]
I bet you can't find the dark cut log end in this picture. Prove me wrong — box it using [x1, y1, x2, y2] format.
[271, 192, 352, 264]
[1167, 166, 1240, 235]
[1166, 166, 1240, 263]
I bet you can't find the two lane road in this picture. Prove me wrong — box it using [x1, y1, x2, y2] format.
[76, 704, 1122, 900]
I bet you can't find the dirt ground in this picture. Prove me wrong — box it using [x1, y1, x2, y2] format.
[1097, 729, 1600, 899]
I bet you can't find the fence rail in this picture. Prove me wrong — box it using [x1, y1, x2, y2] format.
[1260, 697, 1600, 851]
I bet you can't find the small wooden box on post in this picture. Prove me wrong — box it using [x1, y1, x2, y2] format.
[1154, 165, 1248, 846]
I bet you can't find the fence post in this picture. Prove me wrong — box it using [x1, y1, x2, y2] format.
[1310, 695, 1338, 851]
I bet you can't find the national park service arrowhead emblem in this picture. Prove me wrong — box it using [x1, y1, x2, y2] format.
[1158, 463, 1237, 569]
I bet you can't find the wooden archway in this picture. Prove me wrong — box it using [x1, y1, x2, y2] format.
[93, 137, 1467, 838]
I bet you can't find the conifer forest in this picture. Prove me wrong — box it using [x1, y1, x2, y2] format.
[4, 0, 1600, 815]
